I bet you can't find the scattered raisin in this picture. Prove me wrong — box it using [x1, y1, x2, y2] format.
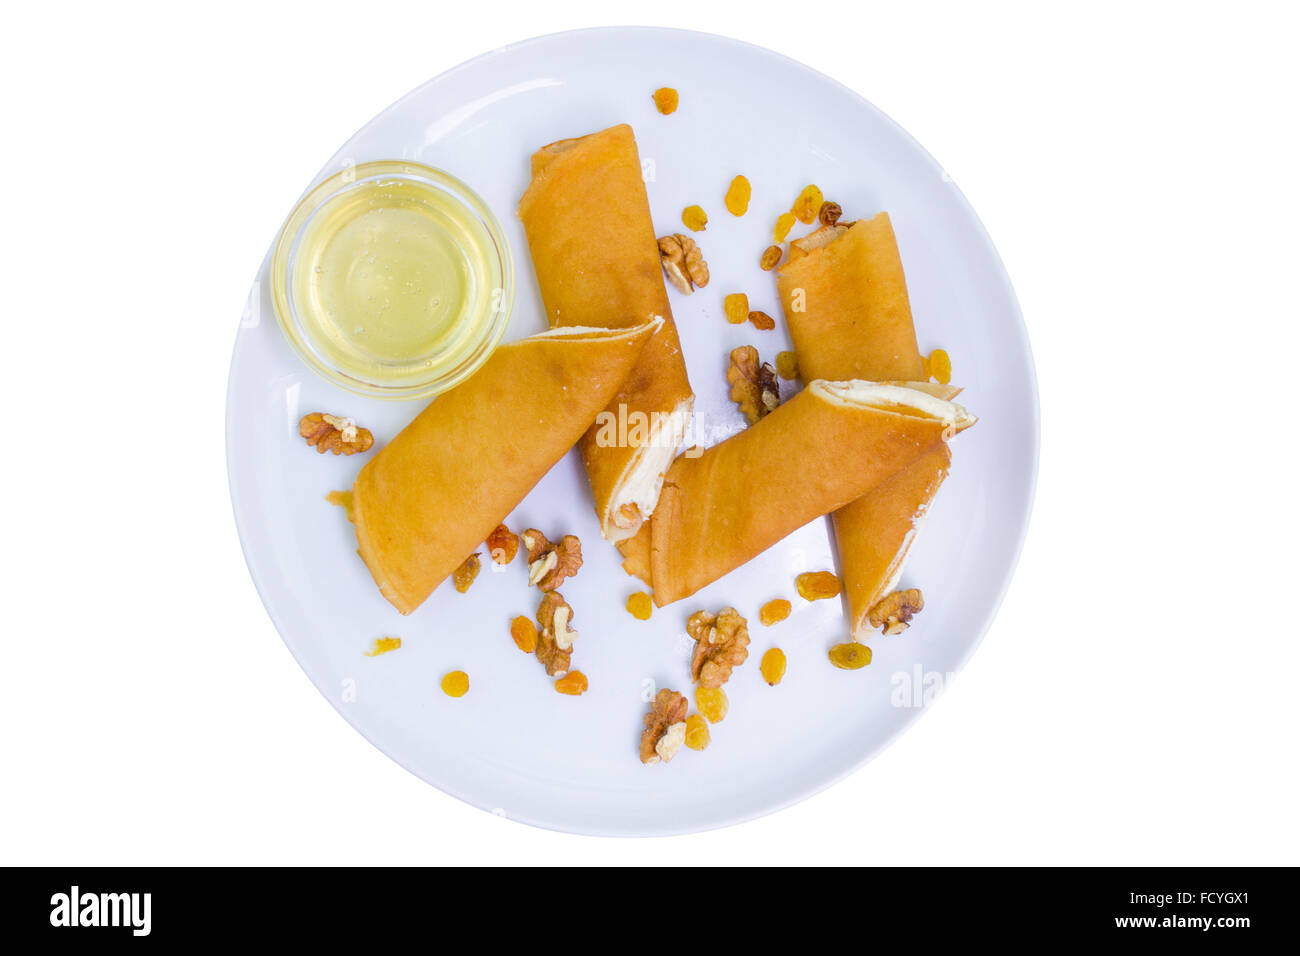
[760, 648, 787, 686]
[773, 211, 797, 242]
[792, 185, 824, 224]
[653, 87, 679, 115]
[441, 670, 470, 697]
[928, 348, 953, 385]
[682, 204, 708, 232]
[453, 553, 481, 593]
[759, 599, 792, 626]
[796, 570, 841, 601]
[759, 245, 782, 270]
[724, 292, 749, 325]
[775, 350, 799, 380]
[695, 686, 729, 723]
[749, 310, 775, 331]
[510, 616, 538, 653]
[828, 643, 872, 670]
[818, 201, 843, 226]
[554, 670, 589, 695]
[724, 175, 752, 216]
[684, 714, 711, 751]
[626, 591, 653, 621]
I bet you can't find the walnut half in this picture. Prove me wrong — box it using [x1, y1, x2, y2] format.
[521, 530, 582, 591]
[727, 345, 780, 425]
[687, 607, 751, 688]
[536, 591, 577, 676]
[868, 588, 925, 635]
[299, 413, 374, 455]
[657, 233, 710, 295]
[640, 689, 689, 764]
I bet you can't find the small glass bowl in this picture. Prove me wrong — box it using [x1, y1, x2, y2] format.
[270, 160, 513, 401]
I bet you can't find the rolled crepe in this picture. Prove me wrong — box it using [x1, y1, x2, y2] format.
[518, 124, 694, 543]
[778, 212, 954, 639]
[621, 381, 974, 607]
[352, 319, 661, 615]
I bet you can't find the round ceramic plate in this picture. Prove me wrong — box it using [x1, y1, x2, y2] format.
[227, 27, 1038, 836]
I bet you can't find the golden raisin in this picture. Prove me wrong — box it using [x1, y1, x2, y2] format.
[749, 310, 775, 331]
[453, 553, 481, 593]
[928, 348, 953, 385]
[759, 245, 782, 270]
[724, 293, 749, 325]
[682, 204, 708, 232]
[486, 524, 519, 565]
[828, 642, 872, 670]
[775, 350, 799, 380]
[759, 598, 792, 626]
[796, 570, 842, 601]
[724, 175, 752, 216]
[554, 670, 588, 696]
[510, 615, 538, 653]
[760, 647, 787, 685]
[364, 636, 401, 657]
[792, 184, 824, 224]
[626, 591, 653, 621]
[441, 670, 470, 697]
[652, 87, 679, 115]
[773, 211, 797, 242]
[684, 714, 711, 751]
[695, 685, 729, 724]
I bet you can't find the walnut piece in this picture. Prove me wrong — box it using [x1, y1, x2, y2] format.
[640, 689, 689, 764]
[818, 201, 843, 226]
[453, 553, 481, 593]
[486, 523, 519, 565]
[657, 233, 710, 295]
[687, 607, 751, 688]
[299, 412, 374, 455]
[868, 588, 925, 635]
[536, 591, 576, 676]
[521, 529, 582, 591]
[726, 345, 780, 425]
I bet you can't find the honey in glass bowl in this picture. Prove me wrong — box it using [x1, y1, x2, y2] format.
[271, 161, 513, 400]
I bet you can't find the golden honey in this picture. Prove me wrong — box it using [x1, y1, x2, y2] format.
[272, 161, 512, 399]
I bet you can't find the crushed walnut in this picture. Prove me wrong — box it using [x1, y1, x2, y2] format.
[868, 588, 925, 635]
[299, 412, 374, 455]
[658, 233, 710, 295]
[818, 200, 843, 226]
[687, 607, 751, 688]
[521, 529, 582, 591]
[486, 523, 519, 565]
[535, 591, 577, 676]
[640, 688, 689, 764]
[453, 553, 481, 593]
[727, 345, 780, 425]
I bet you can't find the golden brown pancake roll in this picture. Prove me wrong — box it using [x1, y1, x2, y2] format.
[621, 381, 975, 607]
[352, 319, 661, 615]
[778, 212, 957, 639]
[518, 123, 694, 543]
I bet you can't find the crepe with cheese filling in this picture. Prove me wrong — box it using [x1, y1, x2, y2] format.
[778, 212, 961, 639]
[620, 380, 974, 607]
[352, 319, 661, 615]
[518, 124, 694, 543]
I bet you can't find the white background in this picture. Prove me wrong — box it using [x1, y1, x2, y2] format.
[3, 0, 1297, 865]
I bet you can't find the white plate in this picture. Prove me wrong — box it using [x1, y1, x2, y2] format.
[226, 27, 1038, 836]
